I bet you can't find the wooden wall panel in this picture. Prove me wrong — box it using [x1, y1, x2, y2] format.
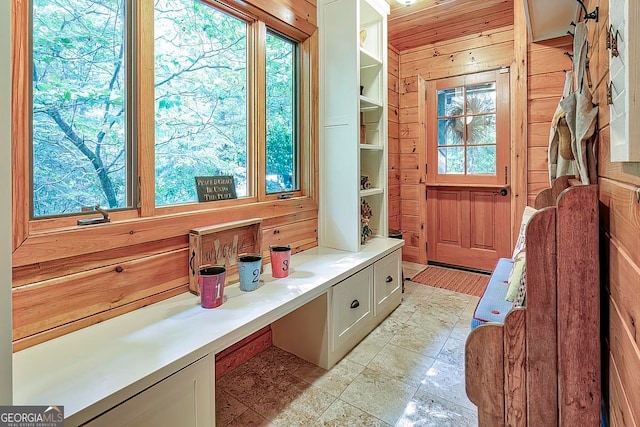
[526, 36, 572, 203]
[397, 25, 514, 264]
[584, 0, 640, 421]
[389, 45, 401, 231]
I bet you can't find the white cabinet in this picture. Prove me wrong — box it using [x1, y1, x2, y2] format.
[319, 0, 389, 252]
[373, 250, 402, 319]
[83, 355, 214, 427]
[271, 248, 401, 370]
[608, 0, 640, 161]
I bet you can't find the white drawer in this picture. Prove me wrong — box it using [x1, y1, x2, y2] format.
[331, 266, 373, 353]
[374, 250, 401, 316]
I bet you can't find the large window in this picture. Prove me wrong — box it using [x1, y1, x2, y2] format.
[32, 0, 128, 217]
[155, 0, 248, 205]
[28, 0, 303, 220]
[265, 31, 298, 194]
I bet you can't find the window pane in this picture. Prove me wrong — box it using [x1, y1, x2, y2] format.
[437, 119, 463, 146]
[32, 0, 127, 217]
[438, 147, 465, 174]
[437, 87, 463, 117]
[467, 114, 496, 144]
[466, 83, 496, 114]
[155, 0, 248, 206]
[467, 145, 496, 175]
[266, 32, 297, 194]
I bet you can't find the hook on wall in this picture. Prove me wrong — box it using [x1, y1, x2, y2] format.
[575, 0, 599, 22]
[567, 30, 574, 38]
[564, 51, 574, 60]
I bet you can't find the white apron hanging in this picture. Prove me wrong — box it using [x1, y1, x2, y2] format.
[559, 22, 598, 184]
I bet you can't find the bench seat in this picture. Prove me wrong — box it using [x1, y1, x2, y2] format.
[471, 258, 514, 329]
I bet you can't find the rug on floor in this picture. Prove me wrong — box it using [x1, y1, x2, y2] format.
[410, 265, 490, 297]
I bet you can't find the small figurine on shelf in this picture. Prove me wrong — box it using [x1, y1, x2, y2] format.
[361, 199, 373, 244]
[360, 175, 371, 190]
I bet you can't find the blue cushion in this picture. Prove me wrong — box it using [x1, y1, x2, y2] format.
[471, 258, 515, 329]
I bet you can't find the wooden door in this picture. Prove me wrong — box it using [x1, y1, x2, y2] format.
[425, 70, 511, 271]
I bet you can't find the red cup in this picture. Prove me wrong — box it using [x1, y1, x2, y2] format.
[269, 245, 291, 278]
[198, 266, 226, 308]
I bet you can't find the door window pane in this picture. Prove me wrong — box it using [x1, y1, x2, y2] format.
[155, 0, 248, 206]
[438, 147, 465, 174]
[466, 83, 496, 114]
[437, 119, 464, 146]
[266, 32, 298, 194]
[437, 87, 463, 117]
[467, 145, 496, 175]
[467, 114, 496, 145]
[32, 0, 127, 217]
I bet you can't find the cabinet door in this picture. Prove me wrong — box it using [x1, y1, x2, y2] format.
[331, 266, 373, 353]
[84, 354, 214, 427]
[373, 250, 401, 318]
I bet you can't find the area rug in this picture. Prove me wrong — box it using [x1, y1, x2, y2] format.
[410, 265, 490, 297]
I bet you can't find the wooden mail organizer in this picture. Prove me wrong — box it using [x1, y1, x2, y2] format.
[13, 237, 403, 426]
[465, 179, 601, 426]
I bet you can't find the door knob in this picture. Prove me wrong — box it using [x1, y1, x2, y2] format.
[500, 188, 508, 197]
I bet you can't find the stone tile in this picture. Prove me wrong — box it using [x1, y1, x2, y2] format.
[405, 306, 460, 330]
[449, 319, 472, 342]
[402, 262, 428, 280]
[226, 408, 269, 427]
[419, 359, 475, 411]
[344, 334, 387, 366]
[402, 282, 436, 300]
[215, 389, 248, 427]
[367, 343, 435, 388]
[437, 337, 466, 367]
[319, 399, 390, 427]
[395, 389, 477, 427]
[367, 317, 406, 343]
[339, 368, 418, 425]
[251, 379, 336, 423]
[387, 322, 450, 358]
[293, 357, 365, 397]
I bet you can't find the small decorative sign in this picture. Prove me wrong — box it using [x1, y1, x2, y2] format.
[195, 176, 237, 202]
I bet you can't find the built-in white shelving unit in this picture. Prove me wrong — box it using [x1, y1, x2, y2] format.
[319, 0, 389, 252]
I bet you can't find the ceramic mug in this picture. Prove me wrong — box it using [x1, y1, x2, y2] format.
[269, 245, 291, 278]
[198, 265, 226, 308]
[238, 254, 262, 292]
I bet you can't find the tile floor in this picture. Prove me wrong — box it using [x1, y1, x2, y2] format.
[216, 278, 479, 426]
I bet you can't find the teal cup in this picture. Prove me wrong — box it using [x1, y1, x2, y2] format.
[238, 254, 262, 292]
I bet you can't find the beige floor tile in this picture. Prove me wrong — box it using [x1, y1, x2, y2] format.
[225, 408, 269, 427]
[388, 321, 450, 358]
[402, 281, 436, 299]
[215, 388, 248, 427]
[293, 357, 365, 397]
[319, 399, 391, 427]
[437, 337, 466, 367]
[395, 389, 477, 427]
[367, 316, 406, 343]
[402, 262, 428, 280]
[419, 359, 475, 411]
[251, 380, 335, 425]
[344, 334, 388, 366]
[366, 343, 436, 388]
[449, 319, 472, 342]
[339, 368, 418, 425]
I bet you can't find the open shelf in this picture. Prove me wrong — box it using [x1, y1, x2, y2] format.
[360, 188, 384, 197]
[360, 95, 383, 110]
[359, 143, 383, 151]
[360, 48, 382, 68]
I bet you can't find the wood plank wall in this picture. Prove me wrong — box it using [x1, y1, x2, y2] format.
[526, 36, 573, 206]
[582, 0, 640, 424]
[388, 45, 401, 232]
[396, 25, 515, 263]
[11, 0, 318, 352]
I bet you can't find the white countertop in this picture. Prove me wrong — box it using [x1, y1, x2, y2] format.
[13, 238, 403, 426]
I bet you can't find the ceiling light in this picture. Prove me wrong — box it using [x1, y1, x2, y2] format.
[397, 0, 416, 5]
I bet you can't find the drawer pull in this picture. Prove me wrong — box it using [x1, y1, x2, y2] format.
[386, 275, 393, 283]
[350, 299, 360, 309]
